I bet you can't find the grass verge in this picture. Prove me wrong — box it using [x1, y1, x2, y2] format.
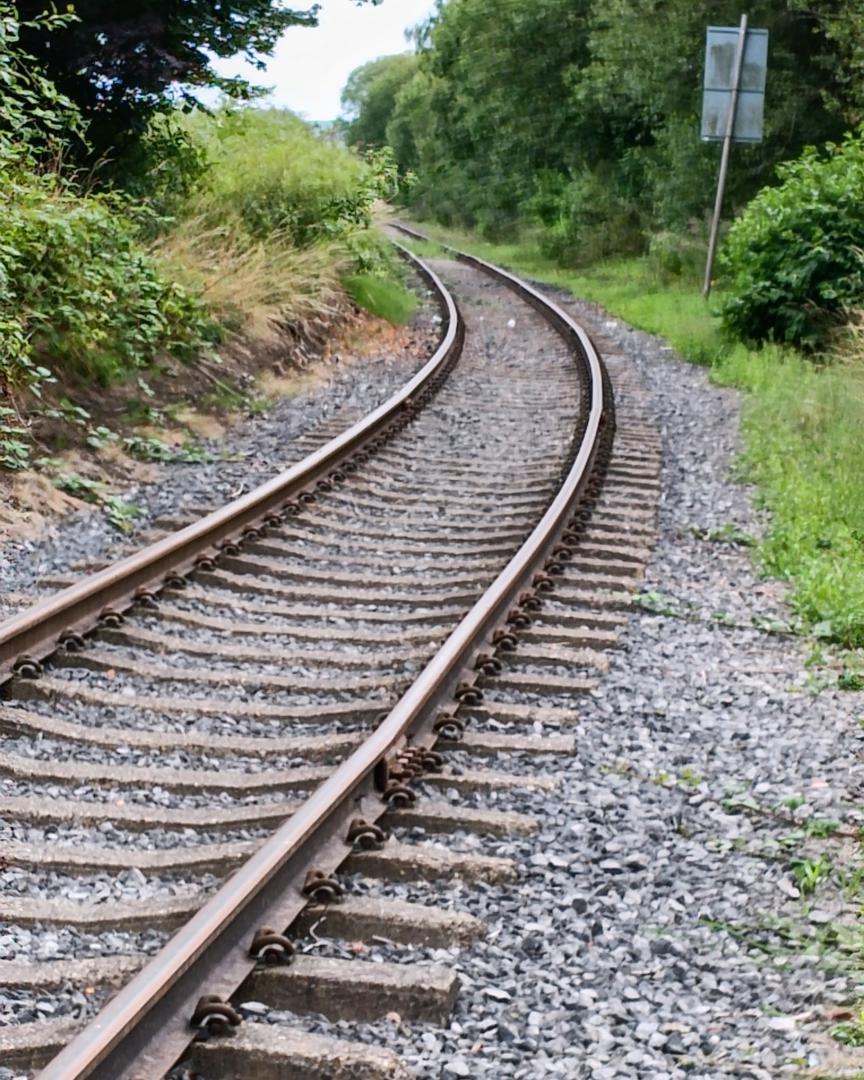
[404, 221, 864, 650]
[342, 273, 418, 325]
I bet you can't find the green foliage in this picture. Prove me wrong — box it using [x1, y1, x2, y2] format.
[0, 3, 217, 469]
[0, 406, 31, 469]
[13, 0, 322, 181]
[2, 177, 216, 387]
[53, 472, 142, 532]
[188, 109, 398, 252]
[122, 435, 210, 464]
[342, 54, 419, 149]
[352, 0, 851, 259]
[387, 0, 594, 237]
[791, 0, 864, 122]
[342, 274, 418, 325]
[789, 852, 833, 894]
[534, 167, 645, 265]
[0, 4, 83, 170]
[720, 131, 864, 350]
[832, 1010, 864, 1049]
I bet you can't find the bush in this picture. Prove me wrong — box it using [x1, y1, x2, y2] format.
[187, 109, 397, 249]
[2, 177, 215, 387]
[534, 169, 645, 266]
[0, 4, 212, 421]
[720, 130, 864, 350]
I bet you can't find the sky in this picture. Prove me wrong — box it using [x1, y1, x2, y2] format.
[210, 0, 437, 122]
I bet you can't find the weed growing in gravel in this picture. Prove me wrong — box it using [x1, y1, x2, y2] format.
[53, 474, 142, 533]
[839, 671, 864, 691]
[690, 523, 756, 547]
[122, 435, 211, 464]
[633, 590, 679, 616]
[789, 853, 834, 894]
[778, 795, 806, 812]
[806, 819, 842, 839]
[830, 1007, 864, 1047]
[102, 496, 143, 534]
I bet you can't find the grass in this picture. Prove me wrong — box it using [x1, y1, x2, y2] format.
[342, 273, 418, 325]
[401, 220, 864, 651]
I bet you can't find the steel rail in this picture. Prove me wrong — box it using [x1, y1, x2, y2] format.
[35, 235, 611, 1080]
[0, 244, 462, 680]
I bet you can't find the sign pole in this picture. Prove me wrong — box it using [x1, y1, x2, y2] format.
[703, 13, 748, 298]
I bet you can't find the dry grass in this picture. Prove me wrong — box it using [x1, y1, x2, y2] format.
[152, 211, 349, 344]
[834, 306, 864, 369]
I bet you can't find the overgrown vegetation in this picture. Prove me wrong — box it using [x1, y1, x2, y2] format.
[0, 5, 213, 445]
[0, 2, 410, 477]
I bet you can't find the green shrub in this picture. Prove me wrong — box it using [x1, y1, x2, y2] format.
[0, 2, 215, 471]
[534, 169, 645, 267]
[2, 178, 216, 386]
[720, 130, 864, 350]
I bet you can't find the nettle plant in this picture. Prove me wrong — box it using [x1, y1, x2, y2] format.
[0, 5, 79, 417]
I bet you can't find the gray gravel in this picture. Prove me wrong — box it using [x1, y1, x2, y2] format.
[0, 925, 168, 962]
[225, 285, 861, 1078]
[1, 735, 313, 772]
[0, 777, 295, 809]
[0, 867, 217, 904]
[0, 820, 270, 850]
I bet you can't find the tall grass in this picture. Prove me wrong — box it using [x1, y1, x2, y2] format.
[186, 110, 371, 246]
[153, 215, 346, 338]
[408, 222, 864, 648]
[154, 109, 410, 342]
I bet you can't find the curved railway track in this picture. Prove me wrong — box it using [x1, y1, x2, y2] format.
[0, 231, 661, 1079]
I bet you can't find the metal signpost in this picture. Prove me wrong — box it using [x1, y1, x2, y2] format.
[701, 17, 768, 297]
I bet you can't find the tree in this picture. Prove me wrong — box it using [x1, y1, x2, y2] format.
[791, 0, 864, 122]
[342, 53, 418, 149]
[367, 0, 852, 257]
[13, 1, 381, 179]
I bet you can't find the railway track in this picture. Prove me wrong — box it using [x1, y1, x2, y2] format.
[0, 231, 660, 1079]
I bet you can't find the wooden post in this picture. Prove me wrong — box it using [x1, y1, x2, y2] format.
[703, 13, 748, 299]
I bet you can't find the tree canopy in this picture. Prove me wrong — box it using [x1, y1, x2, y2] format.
[341, 54, 418, 149]
[343, 0, 855, 256]
[13, 0, 380, 178]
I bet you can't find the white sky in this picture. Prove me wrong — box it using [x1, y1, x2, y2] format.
[210, 0, 436, 122]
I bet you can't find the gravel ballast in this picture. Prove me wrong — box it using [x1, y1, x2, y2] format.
[2, 263, 861, 1080]
[226, 289, 861, 1078]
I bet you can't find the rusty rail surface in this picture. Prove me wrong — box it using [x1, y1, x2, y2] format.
[35, 232, 612, 1080]
[0, 244, 462, 681]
